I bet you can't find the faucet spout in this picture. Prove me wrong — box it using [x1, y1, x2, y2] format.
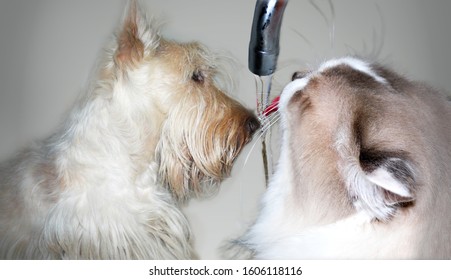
[249, 0, 288, 76]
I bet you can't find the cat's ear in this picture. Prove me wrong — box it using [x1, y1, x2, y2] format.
[114, 0, 160, 68]
[350, 156, 416, 221]
[365, 159, 414, 200]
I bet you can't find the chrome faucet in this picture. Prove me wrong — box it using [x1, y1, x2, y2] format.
[249, 0, 288, 186]
[249, 0, 289, 76]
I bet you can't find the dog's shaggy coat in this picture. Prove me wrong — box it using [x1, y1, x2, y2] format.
[0, 1, 258, 259]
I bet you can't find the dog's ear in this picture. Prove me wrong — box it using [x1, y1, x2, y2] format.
[350, 156, 416, 221]
[115, 0, 160, 68]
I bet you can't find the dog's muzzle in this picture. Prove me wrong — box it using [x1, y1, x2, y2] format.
[246, 115, 261, 136]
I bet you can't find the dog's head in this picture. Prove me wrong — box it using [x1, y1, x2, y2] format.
[278, 57, 451, 223]
[105, 1, 259, 200]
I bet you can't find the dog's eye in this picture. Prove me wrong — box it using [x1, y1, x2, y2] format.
[191, 70, 204, 83]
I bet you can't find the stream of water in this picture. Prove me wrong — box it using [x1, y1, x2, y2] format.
[254, 74, 275, 186]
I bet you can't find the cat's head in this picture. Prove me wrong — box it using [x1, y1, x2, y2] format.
[278, 57, 451, 222]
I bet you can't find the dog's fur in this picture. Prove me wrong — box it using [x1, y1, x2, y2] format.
[234, 57, 451, 259]
[0, 1, 259, 259]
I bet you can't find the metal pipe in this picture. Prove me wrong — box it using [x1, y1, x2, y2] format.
[249, 0, 288, 76]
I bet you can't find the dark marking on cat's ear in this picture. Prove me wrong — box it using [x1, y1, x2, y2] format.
[292, 71, 310, 81]
[357, 148, 417, 220]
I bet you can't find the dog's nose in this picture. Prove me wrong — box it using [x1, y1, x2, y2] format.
[246, 116, 261, 135]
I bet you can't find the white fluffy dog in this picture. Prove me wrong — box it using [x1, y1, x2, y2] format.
[0, 1, 259, 259]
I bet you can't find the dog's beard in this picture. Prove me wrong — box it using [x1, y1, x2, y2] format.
[155, 95, 256, 201]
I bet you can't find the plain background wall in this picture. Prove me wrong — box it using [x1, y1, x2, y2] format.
[1, 0, 451, 259]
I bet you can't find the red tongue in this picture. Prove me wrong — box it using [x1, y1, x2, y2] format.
[263, 96, 280, 116]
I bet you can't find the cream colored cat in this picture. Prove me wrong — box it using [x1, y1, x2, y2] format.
[237, 57, 451, 259]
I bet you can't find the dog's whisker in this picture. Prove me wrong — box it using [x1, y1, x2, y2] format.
[242, 133, 265, 169]
[241, 112, 281, 171]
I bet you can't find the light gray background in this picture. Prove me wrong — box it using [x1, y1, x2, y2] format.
[1, 0, 451, 259]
